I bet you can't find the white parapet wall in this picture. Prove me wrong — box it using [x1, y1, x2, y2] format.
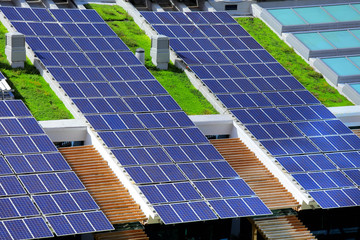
[189, 114, 233, 136]
[39, 119, 88, 142]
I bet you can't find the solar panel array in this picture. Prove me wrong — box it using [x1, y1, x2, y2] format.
[141, 11, 360, 209]
[0, 7, 272, 224]
[0, 99, 113, 239]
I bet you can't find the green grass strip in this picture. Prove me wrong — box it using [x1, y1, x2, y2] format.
[86, 4, 218, 115]
[0, 23, 73, 120]
[236, 17, 353, 107]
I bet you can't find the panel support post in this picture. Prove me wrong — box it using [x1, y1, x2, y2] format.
[252, 222, 257, 240]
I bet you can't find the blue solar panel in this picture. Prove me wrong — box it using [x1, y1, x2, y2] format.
[39, 173, 67, 192]
[121, 149, 147, 165]
[46, 23, 68, 36]
[153, 205, 182, 224]
[143, 165, 169, 183]
[85, 211, 114, 231]
[0, 7, 23, 21]
[161, 165, 187, 181]
[211, 180, 238, 197]
[179, 163, 205, 180]
[172, 203, 200, 222]
[327, 189, 355, 207]
[197, 163, 222, 179]
[65, 9, 88, 22]
[309, 191, 337, 208]
[167, 128, 193, 144]
[190, 202, 218, 220]
[67, 213, 95, 233]
[26, 37, 47, 51]
[0, 137, 23, 154]
[181, 145, 206, 161]
[33, 194, 61, 214]
[141, 12, 163, 24]
[0, 198, 20, 218]
[0, 157, 12, 175]
[209, 200, 237, 218]
[28, 22, 52, 36]
[0, 176, 27, 196]
[292, 173, 321, 190]
[3, 219, 33, 239]
[6, 7, 271, 225]
[329, 153, 360, 168]
[79, 10, 102, 22]
[228, 198, 255, 216]
[91, 38, 113, 51]
[343, 188, 360, 205]
[46, 215, 76, 236]
[58, 171, 85, 190]
[168, 25, 190, 38]
[32, 8, 55, 22]
[7, 156, 35, 173]
[77, 24, 101, 36]
[175, 182, 202, 200]
[213, 12, 237, 24]
[26, 218, 54, 238]
[125, 166, 152, 184]
[53, 193, 81, 212]
[158, 184, 185, 202]
[140, 185, 166, 204]
[183, 26, 205, 38]
[25, 217, 54, 238]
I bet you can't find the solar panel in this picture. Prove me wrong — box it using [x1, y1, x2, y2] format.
[3, 219, 34, 239]
[24, 217, 54, 238]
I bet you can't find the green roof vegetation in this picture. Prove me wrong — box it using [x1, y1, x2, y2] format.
[85, 4, 218, 115]
[0, 23, 73, 121]
[236, 17, 353, 107]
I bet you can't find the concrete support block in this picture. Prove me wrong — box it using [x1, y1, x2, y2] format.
[5, 32, 26, 68]
[150, 35, 169, 70]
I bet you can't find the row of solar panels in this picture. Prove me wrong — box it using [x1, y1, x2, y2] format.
[1, 7, 104, 22]
[34, 51, 139, 67]
[0, 7, 272, 225]
[48, 66, 153, 82]
[0, 153, 70, 174]
[0, 191, 97, 219]
[28, 36, 128, 52]
[0, 211, 112, 239]
[0, 100, 114, 238]
[142, 11, 360, 209]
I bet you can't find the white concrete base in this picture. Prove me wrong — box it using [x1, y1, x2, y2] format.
[39, 119, 87, 143]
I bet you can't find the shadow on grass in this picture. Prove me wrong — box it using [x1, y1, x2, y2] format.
[0, 59, 42, 100]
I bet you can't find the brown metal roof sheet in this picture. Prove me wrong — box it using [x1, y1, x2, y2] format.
[59, 145, 147, 225]
[251, 215, 316, 240]
[210, 138, 300, 210]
